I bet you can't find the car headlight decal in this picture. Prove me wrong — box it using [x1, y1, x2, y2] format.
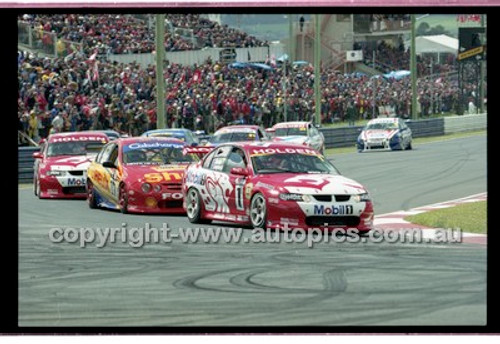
[141, 183, 152, 193]
[352, 193, 370, 202]
[279, 193, 311, 202]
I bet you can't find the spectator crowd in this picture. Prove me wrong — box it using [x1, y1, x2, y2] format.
[18, 14, 269, 56]
[18, 45, 474, 144]
[18, 14, 482, 145]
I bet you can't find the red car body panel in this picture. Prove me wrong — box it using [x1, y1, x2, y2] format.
[34, 131, 109, 199]
[183, 142, 373, 232]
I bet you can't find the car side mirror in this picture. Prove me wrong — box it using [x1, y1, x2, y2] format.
[103, 161, 116, 169]
[32, 152, 43, 159]
[230, 167, 249, 176]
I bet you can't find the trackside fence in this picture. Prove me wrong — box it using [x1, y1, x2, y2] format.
[19, 147, 40, 184]
[17, 114, 486, 183]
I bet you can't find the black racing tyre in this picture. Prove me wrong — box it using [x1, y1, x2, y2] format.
[119, 183, 128, 214]
[87, 179, 98, 209]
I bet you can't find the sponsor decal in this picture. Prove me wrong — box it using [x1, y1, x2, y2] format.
[185, 170, 206, 185]
[255, 181, 274, 190]
[250, 148, 318, 156]
[275, 122, 308, 129]
[314, 204, 354, 215]
[202, 172, 234, 213]
[268, 197, 279, 204]
[125, 142, 184, 151]
[67, 178, 85, 186]
[144, 172, 182, 183]
[161, 192, 183, 200]
[51, 136, 105, 143]
[47, 189, 59, 194]
[280, 217, 299, 226]
[237, 215, 249, 222]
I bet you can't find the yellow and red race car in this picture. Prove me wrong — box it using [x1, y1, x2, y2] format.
[86, 137, 210, 214]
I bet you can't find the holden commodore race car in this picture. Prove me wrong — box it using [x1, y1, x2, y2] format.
[269, 121, 325, 154]
[357, 117, 412, 152]
[33, 131, 109, 199]
[86, 137, 205, 214]
[183, 142, 373, 232]
[206, 125, 268, 147]
[141, 128, 200, 146]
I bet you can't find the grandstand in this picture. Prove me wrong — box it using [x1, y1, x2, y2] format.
[18, 14, 475, 145]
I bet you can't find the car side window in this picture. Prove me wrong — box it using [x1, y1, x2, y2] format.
[202, 150, 217, 169]
[223, 147, 247, 173]
[208, 146, 231, 172]
[99, 143, 116, 164]
[108, 145, 119, 165]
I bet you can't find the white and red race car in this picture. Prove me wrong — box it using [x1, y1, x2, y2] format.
[33, 131, 109, 199]
[269, 121, 325, 154]
[182, 142, 373, 233]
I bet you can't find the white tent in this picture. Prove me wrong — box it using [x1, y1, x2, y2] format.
[405, 34, 458, 63]
[414, 35, 458, 55]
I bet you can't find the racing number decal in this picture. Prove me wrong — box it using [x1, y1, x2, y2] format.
[235, 185, 244, 210]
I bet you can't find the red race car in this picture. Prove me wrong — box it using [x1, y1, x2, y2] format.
[86, 137, 207, 214]
[182, 142, 373, 232]
[33, 131, 109, 199]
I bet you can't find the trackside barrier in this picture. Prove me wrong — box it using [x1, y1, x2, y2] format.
[18, 147, 40, 184]
[444, 113, 487, 134]
[17, 115, 486, 183]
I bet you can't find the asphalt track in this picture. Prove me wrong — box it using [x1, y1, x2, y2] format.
[18, 134, 487, 327]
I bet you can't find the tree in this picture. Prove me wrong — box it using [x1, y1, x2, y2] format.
[417, 22, 430, 36]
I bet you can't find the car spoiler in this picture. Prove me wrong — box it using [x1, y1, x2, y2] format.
[183, 146, 213, 157]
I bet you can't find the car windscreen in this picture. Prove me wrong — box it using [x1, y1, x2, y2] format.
[251, 152, 340, 174]
[365, 122, 398, 130]
[122, 142, 198, 165]
[47, 141, 106, 157]
[147, 132, 188, 143]
[210, 131, 256, 144]
[274, 127, 308, 137]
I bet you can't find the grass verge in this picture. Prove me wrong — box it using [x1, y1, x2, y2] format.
[404, 201, 487, 234]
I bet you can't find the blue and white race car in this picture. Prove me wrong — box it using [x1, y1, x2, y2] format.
[357, 118, 412, 152]
[141, 128, 200, 146]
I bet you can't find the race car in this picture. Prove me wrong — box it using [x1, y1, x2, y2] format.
[141, 128, 200, 146]
[357, 117, 412, 152]
[33, 131, 109, 199]
[183, 142, 373, 233]
[206, 125, 268, 147]
[86, 137, 203, 214]
[270, 121, 325, 154]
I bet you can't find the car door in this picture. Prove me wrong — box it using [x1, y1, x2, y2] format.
[90, 142, 118, 202]
[223, 146, 250, 218]
[105, 144, 120, 202]
[198, 146, 233, 215]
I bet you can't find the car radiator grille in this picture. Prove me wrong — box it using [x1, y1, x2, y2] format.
[312, 195, 351, 202]
[62, 186, 86, 194]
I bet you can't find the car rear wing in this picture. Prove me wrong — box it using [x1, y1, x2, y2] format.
[183, 146, 213, 158]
